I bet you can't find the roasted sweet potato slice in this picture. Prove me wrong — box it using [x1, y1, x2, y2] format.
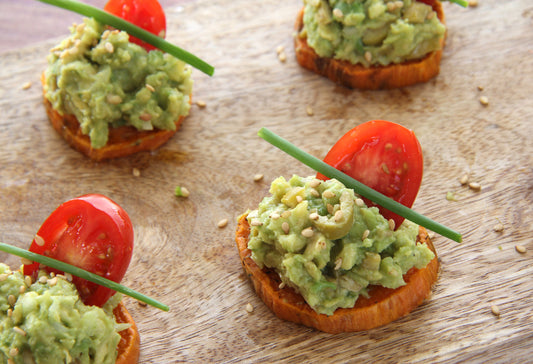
[42, 73, 191, 161]
[293, 2, 446, 90]
[114, 302, 140, 364]
[236, 214, 439, 333]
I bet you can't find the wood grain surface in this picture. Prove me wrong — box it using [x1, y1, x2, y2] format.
[0, 0, 532, 363]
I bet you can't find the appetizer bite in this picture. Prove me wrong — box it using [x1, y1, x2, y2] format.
[235, 121, 459, 333]
[0, 194, 167, 363]
[41, 0, 211, 161]
[294, 0, 466, 89]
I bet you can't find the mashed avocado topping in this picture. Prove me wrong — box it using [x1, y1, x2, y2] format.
[44, 17, 193, 149]
[247, 175, 435, 315]
[0, 264, 127, 364]
[301, 0, 446, 67]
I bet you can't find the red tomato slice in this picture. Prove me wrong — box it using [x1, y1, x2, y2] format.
[104, 0, 166, 51]
[317, 120, 423, 229]
[23, 194, 134, 307]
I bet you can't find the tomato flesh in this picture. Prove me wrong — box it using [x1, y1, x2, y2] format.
[104, 0, 166, 51]
[23, 194, 134, 307]
[317, 120, 423, 229]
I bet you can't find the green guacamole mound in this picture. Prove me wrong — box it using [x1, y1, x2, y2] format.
[44, 17, 193, 149]
[247, 175, 435, 316]
[0, 264, 128, 364]
[301, 0, 446, 67]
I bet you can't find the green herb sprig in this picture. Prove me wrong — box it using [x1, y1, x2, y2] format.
[258, 127, 462, 243]
[36, 0, 214, 76]
[0, 242, 169, 311]
[449, 0, 469, 7]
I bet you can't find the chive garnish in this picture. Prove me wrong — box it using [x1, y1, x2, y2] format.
[35, 0, 214, 76]
[257, 127, 462, 243]
[450, 0, 469, 7]
[0, 242, 169, 311]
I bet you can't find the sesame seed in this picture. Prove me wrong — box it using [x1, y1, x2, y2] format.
[296, 196, 303, 203]
[309, 212, 319, 220]
[19, 286, 26, 294]
[106, 94, 122, 105]
[355, 198, 365, 207]
[48, 277, 58, 287]
[493, 223, 504, 232]
[468, 0, 478, 6]
[306, 106, 314, 116]
[8, 295, 16, 306]
[34, 235, 45, 247]
[477, 85, 484, 91]
[364, 51, 372, 63]
[104, 42, 114, 53]
[7, 309, 12, 317]
[282, 222, 290, 234]
[469, 182, 482, 191]
[65, 273, 73, 282]
[24, 276, 32, 287]
[301, 227, 314, 238]
[145, 84, 155, 92]
[22, 82, 32, 90]
[491, 304, 500, 316]
[459, 174, 469, 185]
[270, 212, 280, 220]
[362, 229, 370, 240]
[323, 190, 335, 199]
[327, 204, 334, 215]
[196, 100, 207, 108]
[279, 281, 286, 289]
[278, 51, 287, 63]
[9, 348, 18, 357]
[0, 273, 8, 282]
[253, 174, 264, 182]
[13, 327, 26, 336]
[132, 168, 141, 177]
[39, 276, 48, 284]
[515, 245, 527, 254]
[334, 210, 344, 222]
[245, 303, 254, 313]
[158, 30, 166, 38]
[388, 219, 396, 231]
[281, 211, 291, 219]
[250, 219, 262, 227]
[334, 258, 342, 270]
[138, 300, 148, 307]
[139, 112, 152, 121]
[309, 179, 321, 188]
[20, 257, 33, 265]
[479, 96, 489, 106]
[333, 8, 343, 18]
[218, 218, 229, 228]
[276, 45, 285, 55]
[310, 188, 320, 197]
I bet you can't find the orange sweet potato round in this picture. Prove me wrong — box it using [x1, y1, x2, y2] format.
[293, 2, 446, 90]
[236, 214, 439, 333]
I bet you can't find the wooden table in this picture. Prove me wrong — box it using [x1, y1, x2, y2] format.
[1, 0, 531, 362]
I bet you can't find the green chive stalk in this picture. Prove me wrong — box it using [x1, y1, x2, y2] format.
[36, 0, 214, 76]
[0, 243, 169, 311]
[258, 127, 462, 243]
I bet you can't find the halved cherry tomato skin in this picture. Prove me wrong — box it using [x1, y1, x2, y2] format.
[104, 0, 166, 51]
[317, 120, 423, 229]
[23, 194, 134, 307]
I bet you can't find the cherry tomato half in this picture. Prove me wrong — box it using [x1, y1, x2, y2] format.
[104, 0, 166, 51]
[317, 120, 424, 229]
[23, 194, 134, 307]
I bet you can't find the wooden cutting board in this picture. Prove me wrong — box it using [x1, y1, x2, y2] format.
[0, 0, 531, 362]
